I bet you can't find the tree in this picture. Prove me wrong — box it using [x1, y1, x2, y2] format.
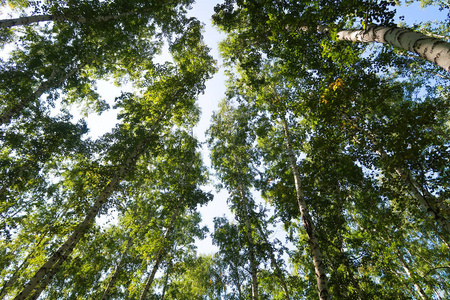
[0, 9, 215, 297]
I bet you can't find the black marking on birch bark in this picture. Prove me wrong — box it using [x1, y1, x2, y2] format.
[395, 28, 409, 44]
[412, 37, 431, 53]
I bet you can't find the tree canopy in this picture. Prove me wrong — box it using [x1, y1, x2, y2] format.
[0, 0, 449, 299]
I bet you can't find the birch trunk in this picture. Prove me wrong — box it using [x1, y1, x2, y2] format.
[256, 223, 290, 300]
[101, 237, 134, 300]
[238, 185, 259, 300]
[336, 25, 450, 72]
[300, 24, 450, 72]
[13, 100, 173, 299]
[347, 119, 450, 235]
[0, 235, 46, 298]
[0, 11, 139, 28]
[139, 208, 179, 300]
[396, 251, 429, 300]
[280, 116, 329, 300]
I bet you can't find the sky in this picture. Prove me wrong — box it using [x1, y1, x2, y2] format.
[1, 0, 448, 255]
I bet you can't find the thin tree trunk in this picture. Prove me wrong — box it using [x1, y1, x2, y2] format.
[346, 118, 450, 235]
[139, 208, 179, 300]
[102, 206, 157, 300]
[0, 10, 140, 28]
[255, 222, 290, 300]
[13, 101, 173, 300]
[237, 184, 259, 300]
[396, 250, 429, 300]
[280, 116, 329, 300]
[0, 235, 46, 298]
[160, 260, 172, 300]
[101, 237, 134, 300]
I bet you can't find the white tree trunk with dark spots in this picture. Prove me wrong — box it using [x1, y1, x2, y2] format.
[336, 25, 450, 72]
[0, 11, 139, 28]
[280, 117, 329, 300]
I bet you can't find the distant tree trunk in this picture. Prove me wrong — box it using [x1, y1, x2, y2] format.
[101, 237, 134, 300]
[281, 116, 330, 300]
[139, 208, 179, 300]
[0, 235, 46, 298]
[396, 250, 429, 300]
[256, 222, 290, 300]
[347, 118, 450, 235]
[102, 208, 157, 300]
[238, 184, 259, 300]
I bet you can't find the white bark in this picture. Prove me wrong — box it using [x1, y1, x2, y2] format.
[0, 11, 139, 28]
[397, 251, 429, 300]
[0, 15, 84, 28]
[281, 117, 329, 300]
[336, 25, 450, 72]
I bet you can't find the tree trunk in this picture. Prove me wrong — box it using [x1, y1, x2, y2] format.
[238, 185, 259, 300]
[396, 250, 429, 300]
[347, 118, 450, 235]
[302, 24, 450, 72]
[336, 25, 450, 72]
[0, 235, 46, 298]
[0, 10, 140, 28]
[139, 208, 179, 300]
[256, 222, 290, 300]
[101, 237, 134, 300]
[280, 116, 329, 300]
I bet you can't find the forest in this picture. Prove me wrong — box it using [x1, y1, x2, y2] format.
[0, 0, 449, 299]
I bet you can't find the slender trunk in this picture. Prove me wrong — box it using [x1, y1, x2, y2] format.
[102, 206, 157, 299]
[347, 118, 450, 235]
[13, 101, 173, 299]
[0, 235, 46, 298]
[0, 63, 84, 125]
[256, 222, 290, 300]
[237, 185, 259, 300]
[160, 261, 172, 300]
[396, 251, 429, 300]
[394, 165, 450, 234]
[101, 237, 134, 300]
[280, 116, 329, 300]
[14, 175, 123, 300]
[27, 252, 68, 300]
[0, 10, 140, 28]
[139, 208, 179, 300]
